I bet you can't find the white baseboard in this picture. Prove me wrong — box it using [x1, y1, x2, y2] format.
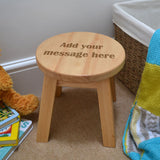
[1, 57, 43, 97]
[2, 56, 37, 74]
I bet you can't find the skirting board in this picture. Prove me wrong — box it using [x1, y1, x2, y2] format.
[1, 56, 43, 97]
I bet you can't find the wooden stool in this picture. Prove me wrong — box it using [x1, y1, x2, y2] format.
[36, 32, 125, 147]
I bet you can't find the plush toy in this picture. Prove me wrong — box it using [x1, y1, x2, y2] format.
[0, 65, 39, 115]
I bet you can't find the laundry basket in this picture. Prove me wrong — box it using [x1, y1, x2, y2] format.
[113, 0, 160, 94]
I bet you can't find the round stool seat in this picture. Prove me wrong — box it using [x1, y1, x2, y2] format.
[36, 32, 125, 82]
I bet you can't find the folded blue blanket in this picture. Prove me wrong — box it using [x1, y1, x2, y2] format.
[123, 29, 160, 160]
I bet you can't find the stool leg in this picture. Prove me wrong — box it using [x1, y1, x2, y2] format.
[56, 86, 62, 97]
[97, 79, 116, 147]
[37, 75, 57, 142]
[110, 77, 116, 102]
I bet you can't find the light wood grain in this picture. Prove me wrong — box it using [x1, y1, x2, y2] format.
[37, 76, 57, 142]
[97, 79, 115, 147]
[57, 80, 98, 88]
[110, 77, 116, 102]
[36, 32, 125, 147]
[36, 32, 125, 82]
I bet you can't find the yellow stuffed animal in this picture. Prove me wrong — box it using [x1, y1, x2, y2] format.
[0, 65, 39, 115]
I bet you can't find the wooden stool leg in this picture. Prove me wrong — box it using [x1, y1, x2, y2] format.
[110, 77, 116, 102]
[56, 86, 62, 97]
[37, 75, 57, 142]
[97, 79, 116, 147]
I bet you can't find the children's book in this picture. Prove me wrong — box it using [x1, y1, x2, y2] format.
[0, 119, 20, 147]
[0, 119, 33, 160]
[0, 104, 19, 129]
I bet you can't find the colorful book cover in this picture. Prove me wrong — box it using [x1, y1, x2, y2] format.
[0, 119, 33, 160]
[0, 104, 19, 129]
[0, 118, 20, 147]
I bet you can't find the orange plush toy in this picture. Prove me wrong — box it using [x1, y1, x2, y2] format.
[0, 65, 39, 115]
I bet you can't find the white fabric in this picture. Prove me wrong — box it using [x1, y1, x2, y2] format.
[112, 0, 160, 47]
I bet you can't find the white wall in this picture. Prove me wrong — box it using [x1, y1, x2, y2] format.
[0, 0, 127, 64]
[0, 0, 129, 96]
